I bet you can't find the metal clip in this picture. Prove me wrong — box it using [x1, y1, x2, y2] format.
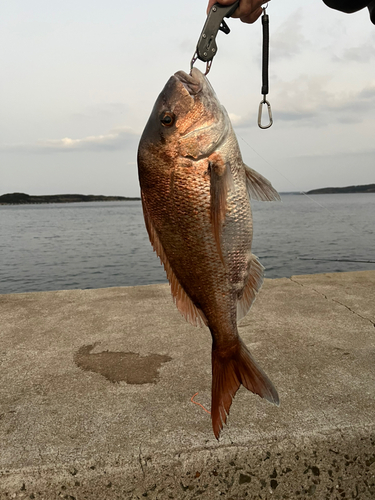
[258, 97, 273, 129]
[190, 0, 239, 75]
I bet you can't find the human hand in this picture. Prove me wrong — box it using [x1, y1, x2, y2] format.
[206, 0, 269, 24]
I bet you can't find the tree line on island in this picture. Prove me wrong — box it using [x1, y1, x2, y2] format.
[0, 192, 140, 205]
[306, 183, 375, 194]
[1, 183, 374, 204]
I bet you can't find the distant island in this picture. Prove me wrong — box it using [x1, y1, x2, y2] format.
[306, 183, 375, 195]
[0, 192, 140, 205]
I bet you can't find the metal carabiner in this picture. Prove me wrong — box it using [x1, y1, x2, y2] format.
[258, 97, 273, 129]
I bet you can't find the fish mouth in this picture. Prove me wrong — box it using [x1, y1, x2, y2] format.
[174, 69, 204, 96]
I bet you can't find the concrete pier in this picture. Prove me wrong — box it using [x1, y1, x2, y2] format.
[1, 271, 374, 499]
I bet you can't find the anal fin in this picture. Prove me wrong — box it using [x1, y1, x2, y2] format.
[237, 254, 264, 321]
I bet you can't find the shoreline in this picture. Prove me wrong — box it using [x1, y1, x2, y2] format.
[306, 183, 375, 194]
[0, 192, 140, 205]
[1, 185, 375, 205]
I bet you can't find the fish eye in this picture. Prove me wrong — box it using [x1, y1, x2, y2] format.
[160, 112, 175, 127]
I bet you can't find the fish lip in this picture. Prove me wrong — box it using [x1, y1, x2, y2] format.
[174, 69, 204, 96]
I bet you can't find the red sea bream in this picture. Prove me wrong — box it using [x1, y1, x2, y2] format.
[137, 68, 280, 438]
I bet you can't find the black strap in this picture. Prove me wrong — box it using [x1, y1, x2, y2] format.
[261, 11, 269, 97]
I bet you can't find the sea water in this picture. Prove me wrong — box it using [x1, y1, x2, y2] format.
[0, 194, 374, 295]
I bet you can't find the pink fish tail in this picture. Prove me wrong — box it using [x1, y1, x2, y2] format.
[211, 339, 279, 440]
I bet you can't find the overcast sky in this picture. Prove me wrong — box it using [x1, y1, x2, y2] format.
[1, 0, 374, 197]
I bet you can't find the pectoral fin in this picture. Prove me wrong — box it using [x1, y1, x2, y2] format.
[244, 164, 280, 202]
[209, 153, 234, 262]
[141, 193, 207, 328]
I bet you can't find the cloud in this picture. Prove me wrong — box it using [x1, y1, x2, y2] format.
[228, 113, 243, 126]
[333, 33, 375, 63]
[70, 103, 130, 121]
[337, 45, 374, 63]
[281, 147, 375, 191]
[290, 144, 375, 161]
[270, 11, 309, 61]
[230, 78, 375, 128]
[332, 85, 375, 121]
[0, 126, 140, 153]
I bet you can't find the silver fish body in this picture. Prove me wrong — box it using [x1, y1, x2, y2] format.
[137, 68, 280, 438]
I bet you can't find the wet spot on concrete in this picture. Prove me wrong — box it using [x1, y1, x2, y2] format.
[74, 343, 171, 384]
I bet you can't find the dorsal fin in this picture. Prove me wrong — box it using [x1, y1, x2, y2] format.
[244, 164, 280, 202]
[209, 152, 234, 262]
[141, 194, 207, 328]
[237, 254, 264, 321]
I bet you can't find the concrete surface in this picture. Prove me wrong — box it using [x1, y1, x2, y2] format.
[0, 271, 374, 499]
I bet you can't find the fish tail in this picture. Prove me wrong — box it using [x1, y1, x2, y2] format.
[211, 339, 279, 439]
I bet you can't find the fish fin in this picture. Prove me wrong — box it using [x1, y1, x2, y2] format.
[169, 271, 208, 328]
[244, 164, 281, 202]
[141, 193, 207, 328]
[211, 339, 279, 440]
[237, 254, 264, 321]
[209, 153, 234, 262]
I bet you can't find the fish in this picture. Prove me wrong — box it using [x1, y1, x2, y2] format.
[137, 68, 280, 439]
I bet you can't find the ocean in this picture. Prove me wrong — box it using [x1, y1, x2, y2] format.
[1, 194, 374, 295]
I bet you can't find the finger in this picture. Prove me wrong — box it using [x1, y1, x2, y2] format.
[206, 0, 215, 14]
[231, 0, 267, 20]
[239, 6, 264, 23]
[207, 0, 269, 20]
[230, 0, 253, 18]
[207, 0, 235, 15]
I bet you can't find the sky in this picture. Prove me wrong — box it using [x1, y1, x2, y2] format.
[1, 0, 374, 197]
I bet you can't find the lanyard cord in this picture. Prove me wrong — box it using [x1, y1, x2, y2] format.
[258, 6, 273, 129]
[261, 8, 269, 96]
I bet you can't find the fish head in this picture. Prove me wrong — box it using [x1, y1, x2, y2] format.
[139, 68, 229, 162]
